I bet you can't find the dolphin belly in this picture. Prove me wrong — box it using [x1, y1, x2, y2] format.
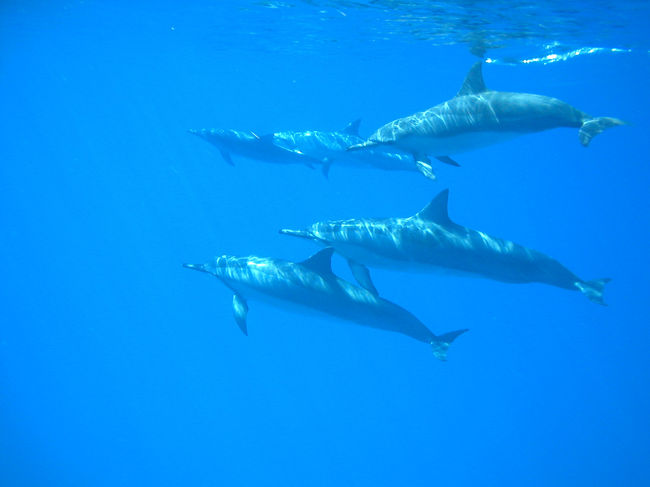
[331, 239, 533, 281]
[223, 278, 334, 316]
[397, 130, 522, 156]
[222, 273, 436, 343]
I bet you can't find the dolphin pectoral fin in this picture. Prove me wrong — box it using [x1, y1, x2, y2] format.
[578, 117, 625, 147]
[415, 160, 437, 181]
[430, 328, 469, 361]
[321, 158, 333, 179]
[414, 153, 431, 165]
[435, 155, 461, 167]
[219, 150, 235, 166]
[232, 294, 249, 336]
[348, 260, 378, 296]
[574, 278, 611, 305]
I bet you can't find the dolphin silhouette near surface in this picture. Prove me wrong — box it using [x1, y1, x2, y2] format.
[184, 248, 467, 360]
[280, 190, 611, 305]
[347, 62, 625, 179]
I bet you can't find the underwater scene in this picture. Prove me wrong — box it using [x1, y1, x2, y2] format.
[1, 1, 649, 485]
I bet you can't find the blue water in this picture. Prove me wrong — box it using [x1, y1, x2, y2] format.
[2, 1, 649, 486]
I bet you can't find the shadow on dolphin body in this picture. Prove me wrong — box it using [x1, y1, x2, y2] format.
[347, 61, 625, 179]
[183, 248, 467, 361]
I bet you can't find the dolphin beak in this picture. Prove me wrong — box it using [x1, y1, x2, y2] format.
[183, 263, 208, 273]
[187, 129, 209, 140]
[279, 229, 315, 240]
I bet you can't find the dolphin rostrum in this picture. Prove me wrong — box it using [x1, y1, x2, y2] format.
[183, 248, 467, 360]
[348, 62, 625, 179]
[280, 190, 611, 305]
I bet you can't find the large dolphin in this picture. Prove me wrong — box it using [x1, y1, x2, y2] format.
[280, 190, 610, 305]
[183, 248, 467, 360]
[188, 128, 319, 168]
[348, 62, 625, 179]
[269, 120, 430, 179]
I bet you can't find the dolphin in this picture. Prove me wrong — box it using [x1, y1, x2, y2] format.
[269, 120, 430, 179]
[280, 190, 610, 305]
[189, 122, 427, 179]
[183, 248, 467, 360]
[348, 62, 625, 179]
[188, 128, 319, 168]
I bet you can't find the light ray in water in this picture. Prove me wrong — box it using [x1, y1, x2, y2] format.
[486, 46, 634, 66]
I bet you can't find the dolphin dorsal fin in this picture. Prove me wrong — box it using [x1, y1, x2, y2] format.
[456, 61, 487, 97]
[299, 248, 336, 275]
[341, 119, 361, 136]
[415, 189, 452, 224]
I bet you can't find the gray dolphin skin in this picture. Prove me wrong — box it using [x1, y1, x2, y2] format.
[183, 248, 467, 360]
[348, 62, 625, 179]
[280, 190, 610, 305]
[188, 128, 320, 168]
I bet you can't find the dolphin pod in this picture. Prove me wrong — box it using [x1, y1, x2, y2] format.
[189, 120, 429, 179]
[348, 62, 625, 179]
[185, 62, 621, 360]
[280, 189, 610, 305]
[184, 249, 467, 360]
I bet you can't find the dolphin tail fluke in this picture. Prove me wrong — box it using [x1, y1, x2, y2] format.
[347, 140, 378, 152]
[430, 328, 469, 361]
[579, 117, 625, 147]
[575, 278, 611, 305]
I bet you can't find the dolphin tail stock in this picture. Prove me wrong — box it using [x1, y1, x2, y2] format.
[578, 117, 625, 147]
[430, 328, 469, 361]
[574, 278, 611, 305]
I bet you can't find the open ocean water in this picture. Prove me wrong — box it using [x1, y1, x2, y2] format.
[1, 1, 649, 486]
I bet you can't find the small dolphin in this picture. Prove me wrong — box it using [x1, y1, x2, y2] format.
[270, 120, 429, 179]
[188, 128, 319, 168]
[348, 62, 625, 179]
[280, 190, 611, 305]
[183, 248, 467, 360]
